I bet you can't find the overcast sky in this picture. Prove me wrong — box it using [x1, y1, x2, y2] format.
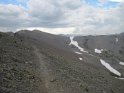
[0, 0, 124, 35]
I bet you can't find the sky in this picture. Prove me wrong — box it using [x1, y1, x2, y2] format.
[0, 0, 124, 35]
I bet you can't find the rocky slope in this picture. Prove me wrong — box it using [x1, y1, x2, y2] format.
[0, 32, 44, 93]
[0, 30, 124, 93]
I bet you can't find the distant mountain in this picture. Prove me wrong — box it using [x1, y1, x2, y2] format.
[0, 30, 124, 93]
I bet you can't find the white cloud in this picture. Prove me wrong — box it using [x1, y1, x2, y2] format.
[0, 0, 124, 35]
[98, 0, 124, 3]
[27, 0, 61, 19]
[109, 0, 124, 2]
[0, 4, 23, 17]
[98, 0, 107, 3]
[0, 4, 29, 30]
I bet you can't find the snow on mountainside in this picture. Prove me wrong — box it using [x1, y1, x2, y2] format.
[18, 30, 124, 79]
[94, 49, 103, 54]
[69, 36, 88, 53]
[119, 62, 124, 66]
[68, 34, 124, 78]
[74, 51, 82, 54]
[100, 59, 121, 77]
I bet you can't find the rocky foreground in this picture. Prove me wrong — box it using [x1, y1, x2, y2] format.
[0, 30, 124, 93]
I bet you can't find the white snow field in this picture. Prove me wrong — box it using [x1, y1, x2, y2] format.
[94, 49, 103, 54]
[74, 51, 82, 54]
[115, 77, 124, 80]
[100, 59, 121, 77]
[119, 62, 124, 66]
[69, 37, 88, 53]
[79, 58, 83, 60]
[115, 38, 119, 42]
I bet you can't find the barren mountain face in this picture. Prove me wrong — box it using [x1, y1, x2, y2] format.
[0, 30, 124, 93]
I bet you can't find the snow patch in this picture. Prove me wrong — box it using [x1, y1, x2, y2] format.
[88, 54, 95, 57]
[100, 59, 121, 77]
[69, 37, 88, 53]
[74, 51, 82, 54]
[116, 38, 119, 42]
[79, 58, 83, 60]
[94, 49, 103, 54]
[115, 77, 124, 80]
[119, 62, 124, 66]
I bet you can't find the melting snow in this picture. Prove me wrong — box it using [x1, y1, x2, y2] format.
[74, 51, 82, 54]
[119, 62, 124, 66]
[94, 49, 103, 54]
[69, 37, 88, 53]
[88, 54, 95, 57]
[116, 38, 119, 42]
[79, 58, 83, 60]
[115, 77, 124, 80]
[100, 59, 121, 77]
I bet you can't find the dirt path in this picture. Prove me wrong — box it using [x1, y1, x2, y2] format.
[33, 46, 60, 93]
